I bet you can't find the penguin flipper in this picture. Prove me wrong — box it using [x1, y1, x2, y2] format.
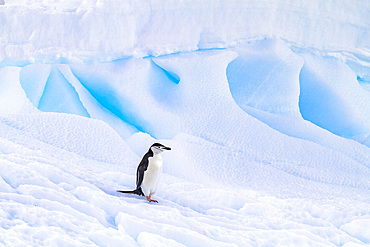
[136, 153, 150, 188]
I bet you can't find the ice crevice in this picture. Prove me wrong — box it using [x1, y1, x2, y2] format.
[151, 59, 180, 85]
[38, 66, 90, 118]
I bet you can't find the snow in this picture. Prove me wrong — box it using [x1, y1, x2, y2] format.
[341, 218, 370, 244]
[299, 54, 370, 139]
[0, 0, 370, 246]
[227, 38, 304, 118]
[0, 0, 369, 63]
[0, 66, 38, 115]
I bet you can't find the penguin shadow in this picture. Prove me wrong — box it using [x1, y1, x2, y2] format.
[117, 192, 162, 204]
[96, 185, 128, 197]
[116, 191, 144, 200]
[93, 184, 130, 198]
[98, 185, 157, 203]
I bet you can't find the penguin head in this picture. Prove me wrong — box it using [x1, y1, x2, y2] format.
[150, 143, 171, 154]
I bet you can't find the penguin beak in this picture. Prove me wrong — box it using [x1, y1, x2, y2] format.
[163, 146, 171, 151]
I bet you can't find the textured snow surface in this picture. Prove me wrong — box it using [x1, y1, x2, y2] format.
[0, 113, 370, 246]
[1, 0, 370, 246]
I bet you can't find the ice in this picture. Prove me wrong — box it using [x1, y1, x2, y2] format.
[227, 38, 303, 118]
[1, 0, 370, 246]
[69, 58, 178, 137]
[352, 134, 370, 147]
[18, 63, 137, 139]
[38, 66, 90, 116]
[57, 64, 137, 139]
[19, 64, 50, 107]
[299, 54, 370, 138]
[0, 0, 369, 63]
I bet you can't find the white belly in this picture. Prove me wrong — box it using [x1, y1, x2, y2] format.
[141, 155, 163, 196]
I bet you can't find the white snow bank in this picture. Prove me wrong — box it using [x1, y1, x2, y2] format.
[0, 113, 137, 164]
[0, 0, 369, 63]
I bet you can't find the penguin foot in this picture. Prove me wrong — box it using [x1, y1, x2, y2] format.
[146, 196, 158, 203]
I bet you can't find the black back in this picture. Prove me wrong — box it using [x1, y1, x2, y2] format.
[136, 147, 154, 189]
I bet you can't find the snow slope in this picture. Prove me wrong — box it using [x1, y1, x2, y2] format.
[0, 0, 370, 246]
[1, 112, 370, 246]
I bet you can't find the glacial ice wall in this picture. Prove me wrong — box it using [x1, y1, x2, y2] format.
[0, 0, 370, 147]
[0, 0, 369, 64]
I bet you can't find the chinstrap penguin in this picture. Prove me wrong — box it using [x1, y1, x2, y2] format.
[117, 143, 171, 203]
